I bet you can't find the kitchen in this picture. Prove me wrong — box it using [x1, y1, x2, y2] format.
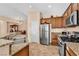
[0, 3, 79, 56]
[40, 3, 79, 56]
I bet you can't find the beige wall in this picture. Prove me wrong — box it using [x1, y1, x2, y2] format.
[0, 20, 7, 35]
[51, 26, 79, 33]
[27, 10, 40, 43]
[65, 26, 79, 32]
[18, 21, 26, 31]
[0, 16, 26, 36]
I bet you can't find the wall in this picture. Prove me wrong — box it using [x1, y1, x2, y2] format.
[0, 16, 27, 36]
[18, 21, 26, 31]
[51, 28, 65, 33]
[0, 20, 7, 36]
[51, 26, 79, 33]
[27, 10, 40, 43]
[7, 22, 19, 33]
[65, 26, 79, 32]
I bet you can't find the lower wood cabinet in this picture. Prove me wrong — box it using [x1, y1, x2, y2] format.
[51, 33, 58, 45]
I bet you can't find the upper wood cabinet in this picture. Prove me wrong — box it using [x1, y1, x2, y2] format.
[50, 18, 56, 28]
[40, 18, 50, 24]
[41, 17, 63, 28]
[67, 5, 72, 17]
[72, 3, 77, 12]
[50, 17, 63, 28]
[77, 3, 79, 11]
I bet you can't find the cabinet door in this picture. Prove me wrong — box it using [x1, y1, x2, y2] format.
[77, 3, 79, 11]
[51, 18, 56, 28]
[63, 16, 67, 27]
[51, 17, 63, 28]
[51, 33, 58, 45]
[56, 19, 61, 27]
[67, 5, 72, 17]
[55, 17, 63, 28]
[72, 3, 77, 12]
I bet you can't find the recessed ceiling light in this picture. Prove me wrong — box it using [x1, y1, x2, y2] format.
[48, 5, 52, 8]
[29, 5, 32, 8]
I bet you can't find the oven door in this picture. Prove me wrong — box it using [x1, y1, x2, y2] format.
[58, 42, 66, 56]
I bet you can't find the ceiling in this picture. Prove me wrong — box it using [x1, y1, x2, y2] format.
[0, 3, 70, 20]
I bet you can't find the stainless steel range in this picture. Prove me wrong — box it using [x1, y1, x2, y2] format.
[58, 37, 66, 56]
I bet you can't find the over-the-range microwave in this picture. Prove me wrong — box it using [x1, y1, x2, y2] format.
[66, 10, 79, 26]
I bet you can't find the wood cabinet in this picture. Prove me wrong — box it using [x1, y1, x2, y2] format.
[67, 5, 72, 17]
[63, 16, 67, 27]
[41, 17, 64, 28]
[77, 3, 79, 11]
[72, 3, 77, 12]
[50, 18, 56, 28]
[51, 33, 58, 46]
[40, 18, 50, 24]
[50, 17, 63, 28]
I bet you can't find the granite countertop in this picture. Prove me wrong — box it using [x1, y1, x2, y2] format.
[11, 42, 29, 55]
[0, 32, 17, 38]
[66, 42, 79, 56]
[0, 39, 14, 47]
[0, 34, 9, 38]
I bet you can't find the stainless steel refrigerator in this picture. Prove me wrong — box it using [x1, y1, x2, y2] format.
[40, 24, 50, 45]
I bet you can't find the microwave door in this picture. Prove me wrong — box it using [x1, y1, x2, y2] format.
[70, 17, 73, 25]
[71, 15, 74, 24]
[71, 11, 77, 25]
[74, 12, 77, 25]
